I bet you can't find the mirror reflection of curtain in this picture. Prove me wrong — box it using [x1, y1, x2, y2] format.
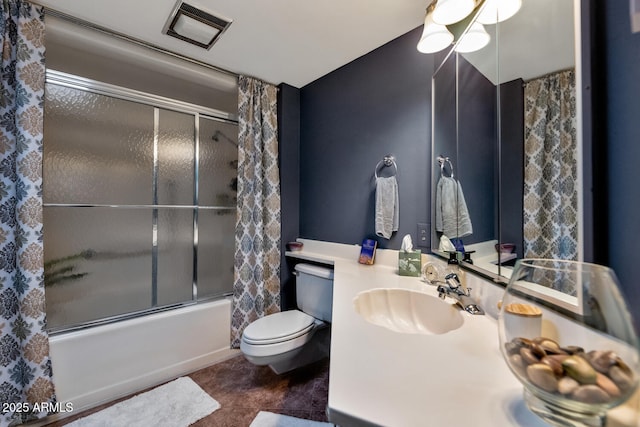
[523, 69, 578, 260]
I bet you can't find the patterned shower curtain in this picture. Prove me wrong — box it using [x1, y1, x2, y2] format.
[523, 69, 578, 260]
[0, 1, 56, 425]
[231, 76, 281, 348]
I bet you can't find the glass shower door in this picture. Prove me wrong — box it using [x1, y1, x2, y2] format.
[43, 74, 237, 332]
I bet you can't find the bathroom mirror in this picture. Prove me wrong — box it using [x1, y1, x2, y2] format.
[431, 25, 499, 269]
[431, 0, 592, 282]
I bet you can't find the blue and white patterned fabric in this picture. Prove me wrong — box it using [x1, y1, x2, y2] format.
[231, 76, 281, 348]
[0, 1, 56, 424]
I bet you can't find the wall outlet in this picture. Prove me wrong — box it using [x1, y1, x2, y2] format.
[633, 0, 640, 33]
[417, 222, 430, 249]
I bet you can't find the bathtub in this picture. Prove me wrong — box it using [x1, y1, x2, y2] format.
[48, 297, 237, 418]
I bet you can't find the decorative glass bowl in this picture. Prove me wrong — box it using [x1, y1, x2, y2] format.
[498, 259, 640, 426]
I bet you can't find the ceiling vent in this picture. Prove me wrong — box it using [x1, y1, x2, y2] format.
[163, 1, 232, 50]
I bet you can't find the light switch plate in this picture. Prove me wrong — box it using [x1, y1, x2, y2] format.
[632, 0, 640, 33]
[417, 222, 430, 249]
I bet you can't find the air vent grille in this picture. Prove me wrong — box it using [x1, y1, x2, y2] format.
[163, 1, 232, 50]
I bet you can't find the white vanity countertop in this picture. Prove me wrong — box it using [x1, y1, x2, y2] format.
[286, 239, 640, 427]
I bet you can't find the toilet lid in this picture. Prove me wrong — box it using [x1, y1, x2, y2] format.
[242, 310, 316, 345]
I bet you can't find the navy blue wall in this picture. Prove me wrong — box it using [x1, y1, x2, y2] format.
[500, 79, 524, 259]
[457, 55, 497, 245]
[278, 83, 301, 309]
[299, 28, 433, 250]
[603, 2, 640, 328]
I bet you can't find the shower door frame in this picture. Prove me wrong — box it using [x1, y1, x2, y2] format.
[44, 69, 238, 334]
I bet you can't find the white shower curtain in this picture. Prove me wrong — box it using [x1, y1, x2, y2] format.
[231, 76, 281, 348]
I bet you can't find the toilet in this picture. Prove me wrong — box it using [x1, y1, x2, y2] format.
[240, 263, 334, 374]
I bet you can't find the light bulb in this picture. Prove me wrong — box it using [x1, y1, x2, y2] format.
[476, 0, 522, 24]
[454, 22, 490, 53]
[417, 13, 454, 53]
[432, 0, 476, 25]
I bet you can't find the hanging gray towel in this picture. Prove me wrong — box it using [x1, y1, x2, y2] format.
[375, 176, 399, 239]
[435, 176, 472, 238]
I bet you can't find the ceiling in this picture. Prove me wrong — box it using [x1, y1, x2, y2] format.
[35, 0, 426, 88]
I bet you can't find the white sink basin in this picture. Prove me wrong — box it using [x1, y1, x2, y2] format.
[353, 288, 464, 335]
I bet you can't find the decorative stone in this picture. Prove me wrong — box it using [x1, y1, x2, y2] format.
[505, 338, 635, 406]
[513, 337, 533, 347]
[532, 337, 556, 346]
[563, 355, 597, 384]
[541, 356, 563, 376]
[505, 341, 521, 355]
[596, 372, 621, 398]
[509, 354, 526, 377]
[558, 376, 580, 395]
[586, 350, 604, 359]
[541, 345, 567, 356]
[589, 350, 618, 374]
[609, 365, 634, 392]
[561, 345, 584, 355]
[506, 337, 530, 355]
[571, 385, 611, 404]
[534, 338, 564, 354]
[527, 363, 558, 393]
[614, 357, 633, 376]
[520, 347, 540, 365]
[546, 354, 570, 363]
[530, 343, 547, 359]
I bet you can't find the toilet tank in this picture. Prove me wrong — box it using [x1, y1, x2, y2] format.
[294, 263, 334, 322]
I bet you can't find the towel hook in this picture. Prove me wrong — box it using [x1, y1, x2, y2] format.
[375, 155, 398, 178]
[437, 155, 454, 178]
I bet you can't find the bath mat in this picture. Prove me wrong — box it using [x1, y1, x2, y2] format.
[250, 411, 334, 427]
[67, 377, 220, 427]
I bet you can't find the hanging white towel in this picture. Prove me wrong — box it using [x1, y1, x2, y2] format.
[435, 176, 472, 238]
[375, 176, 399, 239]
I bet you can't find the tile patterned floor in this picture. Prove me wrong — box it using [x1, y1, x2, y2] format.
[43, 355, 330, 427]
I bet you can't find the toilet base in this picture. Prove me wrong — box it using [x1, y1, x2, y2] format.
[268, 326, 331, 374]
[242, 325, 331, 374]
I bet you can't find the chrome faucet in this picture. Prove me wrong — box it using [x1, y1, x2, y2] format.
[437, 273, 485, 315]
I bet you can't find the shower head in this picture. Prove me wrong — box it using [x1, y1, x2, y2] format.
[212, 130, 238, 147]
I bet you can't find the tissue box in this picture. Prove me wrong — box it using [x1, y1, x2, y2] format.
[398, 250, 422, 276]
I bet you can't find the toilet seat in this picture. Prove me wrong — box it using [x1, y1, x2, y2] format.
[240, 310, 326, 360]
[242, 310, 316, 345]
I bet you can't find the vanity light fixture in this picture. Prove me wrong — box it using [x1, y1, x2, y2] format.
[454, 22, 491, 53]
[417, 5, 455, 54]
[476, 0, 522, 24]
[417, 0, 519, 54]
[431, 0, 476, 26]
[163, 1, 232, 50]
